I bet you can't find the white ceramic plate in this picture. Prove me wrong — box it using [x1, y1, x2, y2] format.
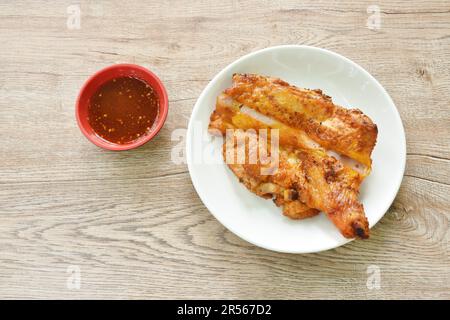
[186, 45, 406, 253]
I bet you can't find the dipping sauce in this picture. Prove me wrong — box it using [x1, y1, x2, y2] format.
[87, 77, 159, 144]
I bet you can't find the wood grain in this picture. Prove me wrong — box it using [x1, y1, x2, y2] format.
[0, 0, 449, 299]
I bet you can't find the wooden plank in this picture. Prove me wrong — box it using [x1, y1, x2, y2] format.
[0, 0, 448, 299]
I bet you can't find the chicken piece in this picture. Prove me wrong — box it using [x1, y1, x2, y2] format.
[221, 126, 320, 220]
[225, 74, 378, 168]
[274, 195, 320, 220]
[223, 130, 369, 238]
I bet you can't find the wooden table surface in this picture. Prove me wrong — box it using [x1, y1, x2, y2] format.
[0, 0, 449, 299]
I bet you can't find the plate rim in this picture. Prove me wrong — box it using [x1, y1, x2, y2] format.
[186, 44, 406, 253]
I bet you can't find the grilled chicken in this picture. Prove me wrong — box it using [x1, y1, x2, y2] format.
[208, 74, 378, 239]
[225, 74, 378, 168]
[220, 127, 320, 220]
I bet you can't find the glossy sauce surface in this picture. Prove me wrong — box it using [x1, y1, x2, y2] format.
[88, 77, 159, 144]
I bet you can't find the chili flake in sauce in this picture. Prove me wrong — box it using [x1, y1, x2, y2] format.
[87, 77, 159, 144]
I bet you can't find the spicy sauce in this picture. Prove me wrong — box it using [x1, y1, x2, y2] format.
[88, 77, 159, 144]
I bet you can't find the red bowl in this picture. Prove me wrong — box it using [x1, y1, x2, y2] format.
[76, 64, 168, 151]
